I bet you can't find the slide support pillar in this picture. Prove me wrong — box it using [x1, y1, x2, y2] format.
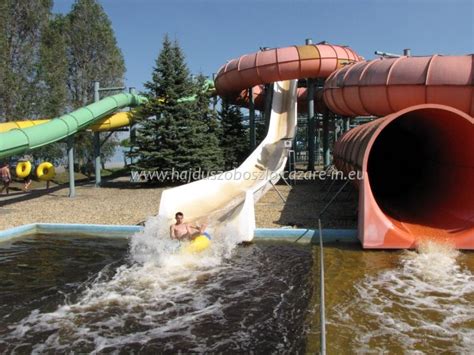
[307, 78, 315, 170]
[129, 87, 137, 165]
[263, 83, 273, 134]
[306, 38, 315, 170]
[316, 113, 321, 166]
[67, 136, 75, 198]
[344, 116, 350, 132]
[249, 87, 256, 150]
[334, 117, 340, 142]
[93, 81, 101, 187]
[323, 110, 330, 168]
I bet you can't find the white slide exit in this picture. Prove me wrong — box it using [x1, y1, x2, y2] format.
[157, 80, 298, 243]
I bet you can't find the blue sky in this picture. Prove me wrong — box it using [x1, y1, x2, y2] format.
[53, 0, 474, 91]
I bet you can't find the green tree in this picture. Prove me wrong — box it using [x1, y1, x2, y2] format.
[0, 0, 52, 121]
[65, 0, 125, 108]
[219, 100, 249, 169]
[63, 0, 126, 171]
[27, 13, 69, 163]
[38, 14, 68, 117]
[130, 35, 223, 176]
[193, 74, 224, 170]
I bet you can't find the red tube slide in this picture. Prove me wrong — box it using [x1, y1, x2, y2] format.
[324, 55, 473, 117]
[334, 104, 474, 249]
[215, 44, 360, 109]
[330, 55, 474, 249]
[215, 46, 473, 249]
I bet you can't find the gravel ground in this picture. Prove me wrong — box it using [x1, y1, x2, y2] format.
[0, 176, 357, 231]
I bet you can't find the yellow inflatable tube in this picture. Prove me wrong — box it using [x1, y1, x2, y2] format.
[16, 161, 32, 178]
[181, 234, 211, 254]
[36, 162, 55, 181]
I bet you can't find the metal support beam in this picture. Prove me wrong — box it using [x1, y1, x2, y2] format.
[93, 132, 101, 186]
[248, 87, 256, 150]
[67, 136, 75, 198]
[374, 50, 402, 58]
[307, 81, 315, 170]
[306, 38, 316, 171]
[98, 86, 125, 92]
[285, 147, 296, 186]
[263, 83, 273, 133]
[93, 81, 101, 187]
[128, 87, 137, 166]
[334, 118, 339, 143]
[316, 114, 321, 166]
[344, 116, 350, 132]
[269, 180, 286, 203]
[323, 110, 330, 168]
[100, 131, 115, 148]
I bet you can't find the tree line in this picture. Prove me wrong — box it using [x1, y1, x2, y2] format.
[0, 0, 260, 176]
[129, 35, 256, 175]
[0, 0, 124, 166]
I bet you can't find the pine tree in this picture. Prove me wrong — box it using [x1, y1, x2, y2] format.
[129, 35, 187, 170]
[219, 100, 249, 169]
[130, 36, 223, 177]
[192, 74, 224, 171]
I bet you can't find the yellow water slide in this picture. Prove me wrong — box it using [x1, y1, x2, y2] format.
[0, 111, 133, 133]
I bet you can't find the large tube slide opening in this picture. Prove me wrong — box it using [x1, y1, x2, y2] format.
[367, 107, 474, 237]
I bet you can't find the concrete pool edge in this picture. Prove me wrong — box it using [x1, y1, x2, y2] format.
[0, 223, 359, 244]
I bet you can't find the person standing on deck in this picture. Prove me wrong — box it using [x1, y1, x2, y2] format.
[0, 162, 12, 195]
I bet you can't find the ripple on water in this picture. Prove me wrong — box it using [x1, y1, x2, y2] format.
[327, 240, 474, 353]
[0, 221, 313, 353]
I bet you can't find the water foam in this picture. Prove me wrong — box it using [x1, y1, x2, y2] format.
[331, 240, 474, 353]
[6, 215, 243, 353]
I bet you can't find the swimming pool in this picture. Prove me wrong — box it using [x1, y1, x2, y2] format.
[1, 228, 472, 353]
[0, 234, 313, 353]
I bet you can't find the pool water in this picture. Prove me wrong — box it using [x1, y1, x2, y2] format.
[1, 233, 473, 353]
[306, 242, 474, 353]
[0, 235, 313, 353]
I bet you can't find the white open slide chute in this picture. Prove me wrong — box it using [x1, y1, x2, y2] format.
[158, 80, 298, 243]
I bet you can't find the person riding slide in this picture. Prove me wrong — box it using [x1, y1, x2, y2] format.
[170, 212, 209, 241]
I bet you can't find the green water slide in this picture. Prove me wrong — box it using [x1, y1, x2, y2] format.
[177, 79, 215, 102]
[0, 93, 147, 160]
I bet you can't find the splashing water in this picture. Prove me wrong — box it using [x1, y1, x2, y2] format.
[1, 216, 312, 353]
[329, 240, 474, 353]
[129, 214, 242, 266]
